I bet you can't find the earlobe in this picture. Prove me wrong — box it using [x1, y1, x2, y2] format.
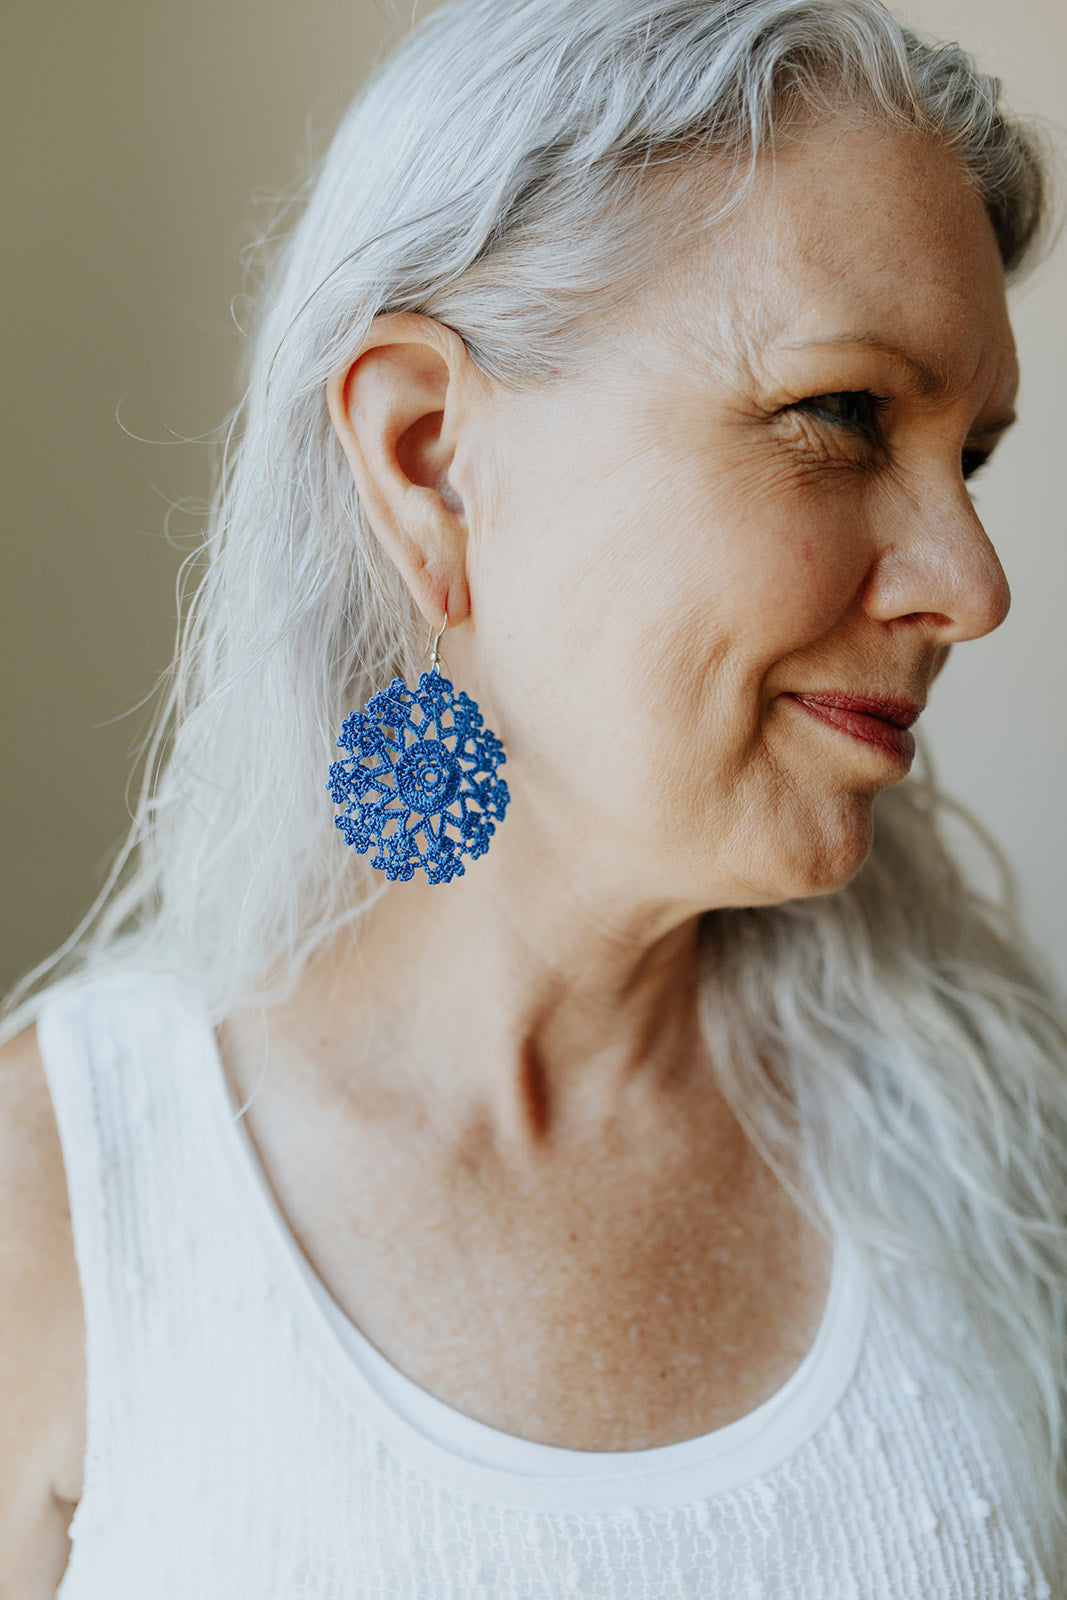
[326, 314, 474, 627]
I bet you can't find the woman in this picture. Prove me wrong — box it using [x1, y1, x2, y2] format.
[2, 0, 1065, 1594]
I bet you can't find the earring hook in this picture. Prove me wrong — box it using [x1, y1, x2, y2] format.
[428, 610, 448, 673]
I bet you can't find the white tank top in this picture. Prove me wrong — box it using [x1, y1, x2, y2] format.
[37, 971, 1052, 1599]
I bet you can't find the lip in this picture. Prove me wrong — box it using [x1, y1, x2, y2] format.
[785, 691, 922, 766]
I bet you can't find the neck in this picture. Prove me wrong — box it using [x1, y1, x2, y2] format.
[288, 819, 714, 1144]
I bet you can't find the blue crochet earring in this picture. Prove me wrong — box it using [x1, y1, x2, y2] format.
[325, 614, 510, 885]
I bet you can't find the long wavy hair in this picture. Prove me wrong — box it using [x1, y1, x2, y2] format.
[6, 0, 1065, 1571]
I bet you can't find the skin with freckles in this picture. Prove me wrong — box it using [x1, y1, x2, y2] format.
[452, 125, 1013, 913]
[215, 119, 1019, 1452]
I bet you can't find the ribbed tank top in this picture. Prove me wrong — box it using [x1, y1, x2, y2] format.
[37, 971, 1051, 1599]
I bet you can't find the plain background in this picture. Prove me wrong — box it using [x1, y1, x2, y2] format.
[2, 0, 1065, 997]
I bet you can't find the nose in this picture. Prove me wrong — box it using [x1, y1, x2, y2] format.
[863, 479, 1011, 643]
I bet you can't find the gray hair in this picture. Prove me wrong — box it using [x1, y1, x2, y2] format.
[6, 0, 1063, 1571]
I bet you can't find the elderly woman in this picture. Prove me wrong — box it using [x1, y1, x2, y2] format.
[2, 0, 1065, 1594]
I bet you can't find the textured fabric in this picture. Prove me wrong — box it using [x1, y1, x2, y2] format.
[38, 971, 1052, 1599]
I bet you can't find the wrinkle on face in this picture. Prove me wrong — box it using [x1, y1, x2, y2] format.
[445, 116, 1017, 924]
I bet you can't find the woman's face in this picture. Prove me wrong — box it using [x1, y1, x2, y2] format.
[450, 121, 1018, 914]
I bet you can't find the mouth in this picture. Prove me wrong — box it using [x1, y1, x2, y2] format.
[784, 691, 922, 766]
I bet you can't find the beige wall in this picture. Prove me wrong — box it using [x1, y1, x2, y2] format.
[2, 1, 1064, 995]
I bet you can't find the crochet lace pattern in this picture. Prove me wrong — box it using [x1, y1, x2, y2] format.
[326, 669, 510, 884]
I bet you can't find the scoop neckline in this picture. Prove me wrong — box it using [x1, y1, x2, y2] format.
[196, 999, 870, 1512]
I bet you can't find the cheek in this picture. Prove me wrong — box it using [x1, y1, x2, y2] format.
[732, 526, 861, 652]
[628, 462, 870, 713]
[479, 382, 871, 671]
[472, 403, 875, 861]
[501, 442, 861, 700]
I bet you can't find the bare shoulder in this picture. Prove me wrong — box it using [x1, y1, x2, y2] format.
[0, 1024, 85, 1596]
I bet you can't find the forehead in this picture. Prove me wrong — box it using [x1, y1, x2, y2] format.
[654, 120, 1017, 400]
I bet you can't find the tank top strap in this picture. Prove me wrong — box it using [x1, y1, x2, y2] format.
[35, 968, 288, 1588]
[38, 969, 227, 1306]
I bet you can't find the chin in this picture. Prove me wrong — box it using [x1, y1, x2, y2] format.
[752, 798, 876, 905]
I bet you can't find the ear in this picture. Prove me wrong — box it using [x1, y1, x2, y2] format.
[327, 312, 479, 628]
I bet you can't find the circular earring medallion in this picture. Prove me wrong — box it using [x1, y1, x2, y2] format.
[326, 668, 509, 884]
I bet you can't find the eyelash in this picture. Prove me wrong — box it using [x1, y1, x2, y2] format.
[793, 389, 889, 441]
[960, 447, 991, 482]
[791, 390, 991, 481]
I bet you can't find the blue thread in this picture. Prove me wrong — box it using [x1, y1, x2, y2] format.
[326, 668, 509, 884]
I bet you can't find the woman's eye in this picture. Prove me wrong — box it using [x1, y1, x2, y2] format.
[789, 394, 993, 481]
[792, 390, 889, 441]
[962, 447, 991, 482]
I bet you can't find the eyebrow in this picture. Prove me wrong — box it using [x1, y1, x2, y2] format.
[784, 332, 1018, 435]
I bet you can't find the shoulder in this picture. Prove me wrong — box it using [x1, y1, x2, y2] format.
[0, 1023, 85, 1592]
